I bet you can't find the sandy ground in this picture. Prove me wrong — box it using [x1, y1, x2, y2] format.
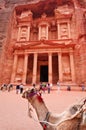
[0, 88, 86, 130]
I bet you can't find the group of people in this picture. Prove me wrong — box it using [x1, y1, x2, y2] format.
[57, 81, 86, 91]
[0, 83, 24, 94]
[39, 82, 52, 94]
[16, 84, 24, 94]
[0, 83, 13, 92]
[57, 80, 71, 91]
[1, 81, 85, 95]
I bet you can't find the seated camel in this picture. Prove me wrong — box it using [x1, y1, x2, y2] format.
[22, 87, 86, 130]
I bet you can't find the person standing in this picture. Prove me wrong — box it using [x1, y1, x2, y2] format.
[81, 82, 85, 91]
[16, 84, 20, 94]
[47, 83, 51, 94]
[57, 80, 61, 91]
[20, 84, 24, 94]
[32, 83, 36, 88]
[8, 83, 13, 92]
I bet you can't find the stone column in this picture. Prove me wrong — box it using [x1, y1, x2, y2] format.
[27, 26, 30, 41]
[32, 53, 38, 84]
[17, 27, 21, 41]
[11, 54, 18, 83]
[58, 52, 63, 81]
[46, 25, 48, 40]
[57, 23, 60, 39]
[69, 52, 75, 82]
[38, 26, 41, 40]
[48, 53, 52, 83]
[22, 54, 28, 84]
[68, 22, 71, 38]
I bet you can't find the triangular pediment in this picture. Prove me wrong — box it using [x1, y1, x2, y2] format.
[29, 41, 54, 48]
[15, 39, 74, 49]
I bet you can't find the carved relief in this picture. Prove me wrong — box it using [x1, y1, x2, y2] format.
[38, 13, 49, 40]
[20, 10, 33, 21]
[19, 26, 28, 41]
[41, 25, 46, 39]
[62, 54, 71, 81]
[15, 56, 24, 83]
[50, 20, 57, 39]
[41, 13, 47, 20]
[60, 23, 68, 39]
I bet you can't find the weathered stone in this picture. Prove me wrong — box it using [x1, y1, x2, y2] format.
[0, 0, 86, 85]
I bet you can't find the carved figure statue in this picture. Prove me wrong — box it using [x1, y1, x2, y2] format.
[22, 88, 86, 130]
[54, 4, 73, 16]
[20, 10, 33, 19]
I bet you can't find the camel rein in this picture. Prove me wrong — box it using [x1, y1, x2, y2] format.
[27, 95, 86, 128]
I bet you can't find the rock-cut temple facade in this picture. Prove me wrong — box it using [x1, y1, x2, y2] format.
[0, 0, 86, 85]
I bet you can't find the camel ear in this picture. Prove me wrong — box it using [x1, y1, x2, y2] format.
[22, 91, 28, 99]
[30, 88, 35, 93]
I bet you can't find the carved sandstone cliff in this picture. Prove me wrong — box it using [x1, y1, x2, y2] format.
[0, 0, 86, 84]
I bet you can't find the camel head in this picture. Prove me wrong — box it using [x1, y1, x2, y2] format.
[22, 87, 44, 103]
[22, 87, 37, 98]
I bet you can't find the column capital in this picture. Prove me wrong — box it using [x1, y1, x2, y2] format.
[28, 23, 31, 27]
[34, 53, 38, 57]
[58, 51, 61, 54]
[24, 53, 29, 56]
[69, 51, 74, 55]
[48, 52, 52, 55]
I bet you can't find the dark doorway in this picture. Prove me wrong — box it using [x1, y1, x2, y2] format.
[40, 65, 48, 82]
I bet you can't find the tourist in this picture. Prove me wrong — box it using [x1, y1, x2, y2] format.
[32, 83, 36, 88]
[57, 80, 61, 91]
[81, 82, 85, 91]
[47, 83, 51, 94]
[39, 82, 44, 94]
[20, 84, 24, 94]
[1, 83, 7, 91]
[39, 82, 43, 91]
[67, 85, 71, 91]
[8, 83, 13, 92]
[16, 84, 20, 94]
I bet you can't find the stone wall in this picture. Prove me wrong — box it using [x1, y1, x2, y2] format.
[74, 35, 86, 84]
[0, 8, 13, 84]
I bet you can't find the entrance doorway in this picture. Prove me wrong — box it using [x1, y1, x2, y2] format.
[40, 65, 48, 82]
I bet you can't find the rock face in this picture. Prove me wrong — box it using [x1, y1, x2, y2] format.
[0, 0, 86, 85]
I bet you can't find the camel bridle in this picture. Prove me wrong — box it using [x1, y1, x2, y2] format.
[26, 89, 51, 129]
[26, 90, 86, 129]
[40, 111, 51, 130]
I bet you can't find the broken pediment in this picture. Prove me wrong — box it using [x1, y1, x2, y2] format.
[17, 10, 33, 22]
[54, 4, 74, 18]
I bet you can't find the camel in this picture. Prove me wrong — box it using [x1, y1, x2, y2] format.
[22, 87, 86, 130]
